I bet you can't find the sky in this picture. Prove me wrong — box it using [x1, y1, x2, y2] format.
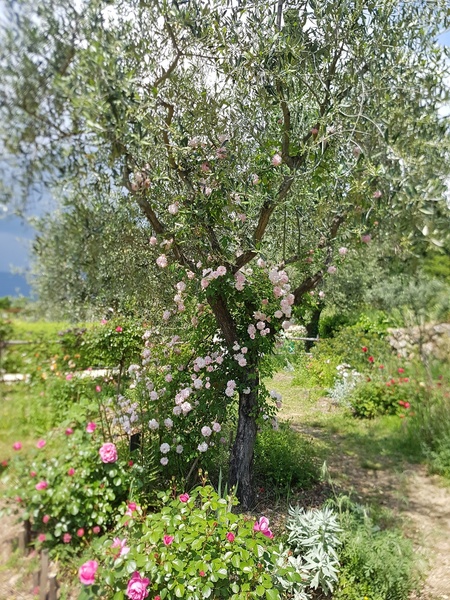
[0, 22, 449, 296]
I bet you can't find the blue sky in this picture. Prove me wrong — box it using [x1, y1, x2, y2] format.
[1, 24, 449, 292]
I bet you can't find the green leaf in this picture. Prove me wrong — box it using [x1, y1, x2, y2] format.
[174, 584, 185, 597]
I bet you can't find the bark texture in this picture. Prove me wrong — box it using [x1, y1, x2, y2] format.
[229, 367, 259, 510]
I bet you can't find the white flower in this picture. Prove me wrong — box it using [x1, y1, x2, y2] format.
[148, 419, 159, 430]
[160, 457, 168, 466]
[198, 442, 208, 453]
[212, 422, 221, 433]
[164, 418, 173, 429]
[176, 444, 183, 454]
[201, 426, 212, 437]
[160, 443, 170, 454]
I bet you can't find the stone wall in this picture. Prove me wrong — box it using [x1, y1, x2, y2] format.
[388, 323, 450, 360]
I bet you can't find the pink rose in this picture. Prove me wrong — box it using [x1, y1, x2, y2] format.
[66, 373, 73, 381]
[63, 533, 72, 543]
[253, 516, 270, 533]
[116, 326, 123, 332]
[86, 422, 97, 433]
[30, 470, 37, 477]
[112, 537, 130, 556]
[42, 515, 50, 524]
[12, 442, 22, 451]
[35, 480, 48, 491]
[127, 502, 137, 512]
[126, 572, 150, 600]
[271, 153, 282, 166]
[226, 532, 235, 542]
[92, 526, 101, 534]
[65, 428, 74, 435]
[79, 560, 99, 585]
[77, 528, 85, 537]
[163, 535, 174, 546]
[67, 467, 75, 476]
[38, 533, 46, 543]
[99, 443, 118, 463]
[36, 439, 46, 449]
[95, 385, 102, 392]
[179, 493, 190, 503]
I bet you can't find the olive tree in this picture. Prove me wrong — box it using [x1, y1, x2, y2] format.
[1, 0, 449, 506]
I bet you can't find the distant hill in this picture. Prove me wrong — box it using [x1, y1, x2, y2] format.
[0, 272, 31, 297]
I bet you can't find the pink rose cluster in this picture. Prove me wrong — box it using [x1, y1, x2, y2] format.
[253, 516, 274, 539]
[99, 443, 118, 463]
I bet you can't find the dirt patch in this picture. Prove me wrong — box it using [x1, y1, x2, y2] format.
[0, 506, 37, 600]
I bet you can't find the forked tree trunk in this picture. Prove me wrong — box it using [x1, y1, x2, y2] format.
[229, 366, 259, 510]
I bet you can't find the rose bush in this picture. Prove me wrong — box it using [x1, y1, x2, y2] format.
[7, 425, 132, 551]
[80, 485, 303, 599]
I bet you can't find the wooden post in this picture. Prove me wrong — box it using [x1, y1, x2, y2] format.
[39, 550, 49, 600]
[48, 574, 58, 600]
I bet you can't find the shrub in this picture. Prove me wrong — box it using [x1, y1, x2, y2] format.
[253, 422, 320, 492]
[80, 485, 303, 599]
[348, 378, 427, 418]
[286, 505, 341, 595]
[58, 318, 144, 370]
[293, 325, 391, 389]
[404, 378, 450, 477]
[334, 504, 419, 600]
[7, 424, 132, 551]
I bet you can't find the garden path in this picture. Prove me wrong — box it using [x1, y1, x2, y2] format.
[278, 368, 450, 600]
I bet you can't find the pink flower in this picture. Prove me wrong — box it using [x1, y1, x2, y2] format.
[12, 442, 22, 451]
[67, 468, 75, 476]
[163, 535, 174, 546]
[65, 428, 74, 435]
[126, 572, 150, 600]
[398, 368, 405, 374]
[338, 247, 348, 256]
[93, 526, 101, 534]
[66, 374, 73, 381]
[95, 385, 102, 392]
[79, 560, 98, 585]
[42, 515, 50, 524]
[179, 493, 190, 503]
[226, 532, 235, 542]
[199, 570, 206, 577]
[373, 190, 382, 198]
[368, 356, 374, 363]
[128, 502, 137, 512]
[35, 481, 48, 491]
[116, 326, 123, 332]
[38, 533, 46, 543]
[112, 537, 130, 556]
[86, 422, 97, 433]
[271, 153, 282, 166]
[361, 234, 372, 244]
[156, 255, 168, 268]
[149, 236, 157, 246]
[254, 516, 270, 533]
[362, 346, 368, 352]
[327, 266, 337, 274]
[99, 443, 118, 463]
[30, 470, 37, 477]
[100, 319, 108, 325]
[77, 528, 85, 537]
[63, 533, 72, 543]
[36, 439, 46, 449]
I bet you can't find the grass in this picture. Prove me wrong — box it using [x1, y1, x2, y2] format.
[0, 381, 54, 459]
[267, 372, 425, 474]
